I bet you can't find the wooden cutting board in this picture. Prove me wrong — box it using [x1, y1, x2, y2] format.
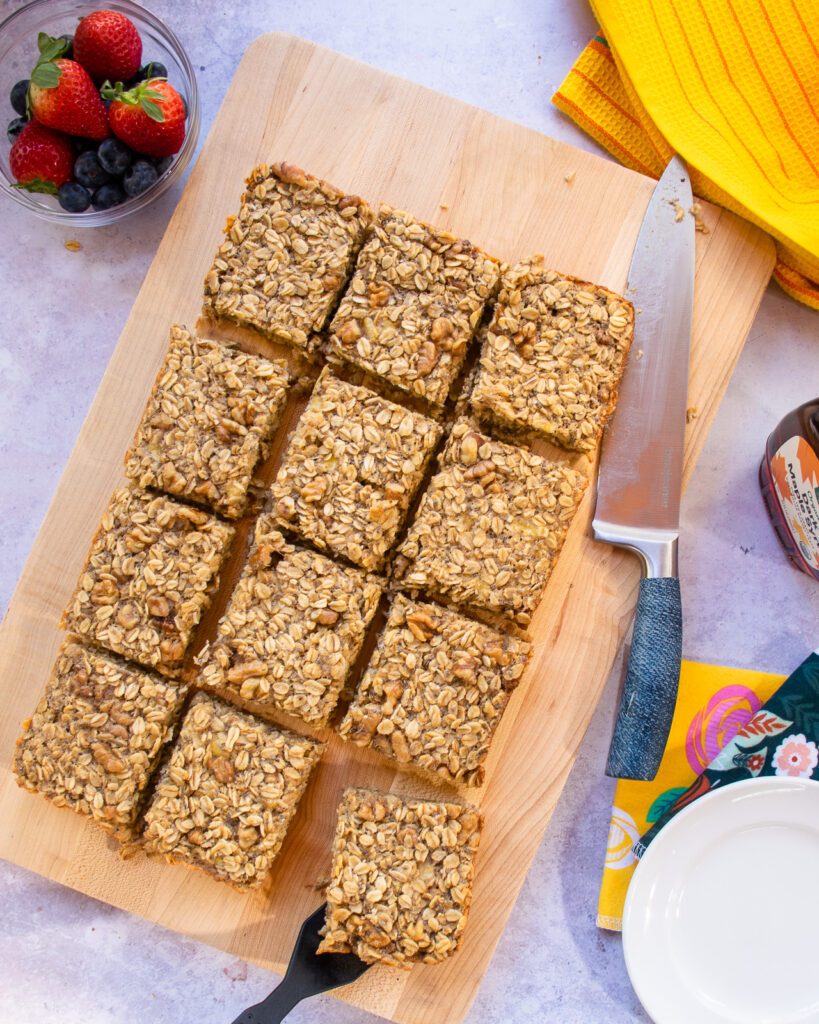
[0, 34, 774, 1024]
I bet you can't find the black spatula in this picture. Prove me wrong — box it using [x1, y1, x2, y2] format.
[229, 904, 371, 1023]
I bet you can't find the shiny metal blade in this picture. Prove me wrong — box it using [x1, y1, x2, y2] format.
[594, 155, 694, 536]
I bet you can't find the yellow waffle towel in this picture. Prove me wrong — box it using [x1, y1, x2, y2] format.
[553, 1, 819, 309]
[597, 660, 784, 931]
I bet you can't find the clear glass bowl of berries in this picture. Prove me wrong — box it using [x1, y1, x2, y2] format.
[0, 0, 199, 224]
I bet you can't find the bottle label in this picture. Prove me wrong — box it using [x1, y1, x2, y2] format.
[771, 435, 819, 569]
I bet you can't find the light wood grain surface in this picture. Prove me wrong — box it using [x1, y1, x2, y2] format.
[0, 34, 774, 1024]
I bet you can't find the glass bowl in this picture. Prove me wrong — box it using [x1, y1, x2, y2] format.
[0, 0, 199, 226]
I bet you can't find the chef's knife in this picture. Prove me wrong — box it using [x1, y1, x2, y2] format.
[593, 154, 694, 781]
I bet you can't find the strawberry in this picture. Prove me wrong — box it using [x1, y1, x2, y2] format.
[103, 79, 185, 158]
[29, 35, 108, 140]
[73, 10, 142, 84]
[10, 121, 73, 194]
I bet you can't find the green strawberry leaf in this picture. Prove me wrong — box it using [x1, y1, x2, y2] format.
[30, 61, 62, 89]
[140, 98, 166, 123]
[36, 32, 70, 62]
[12, 178, 59, 195]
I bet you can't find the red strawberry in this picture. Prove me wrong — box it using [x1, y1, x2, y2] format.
[104, 79, 185, 158]
[10, 121, 73, 194]
[29, 36, 108, 140]
[73, 10, 142, 84]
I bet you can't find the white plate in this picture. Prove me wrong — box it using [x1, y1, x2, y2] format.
[623, 776, 819, 1024]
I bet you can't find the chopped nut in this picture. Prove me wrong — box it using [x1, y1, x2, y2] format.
[686, 405, 699, 423]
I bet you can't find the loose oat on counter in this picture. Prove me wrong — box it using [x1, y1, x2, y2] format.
[198, 518, 382, 726]
[318, 787, 482, 966]
[271, 368, 442, 571]
[327, 205, 500, 408]
[395, 420, 588, 625]
[142, 692, 323, 889]
[124, 326, 290, 519]
[203, 162, 372, 353]
[338, 595, 530, 785]
[470, 256, 634, 451]
[14, 641, 187, 841]
[61, 487, 234, 676]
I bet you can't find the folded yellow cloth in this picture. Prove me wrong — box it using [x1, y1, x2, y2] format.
[553, 0, 819, 310]
[597, 659, 784, 931]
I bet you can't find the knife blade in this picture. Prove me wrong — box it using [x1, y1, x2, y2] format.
[593, 154, 695, 781]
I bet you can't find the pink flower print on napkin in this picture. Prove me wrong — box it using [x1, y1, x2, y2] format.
[773, 734, 819, 778]
[685, 685, 762, 774]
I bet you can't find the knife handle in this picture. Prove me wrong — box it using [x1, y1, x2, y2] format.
[605, 576, 682, 781]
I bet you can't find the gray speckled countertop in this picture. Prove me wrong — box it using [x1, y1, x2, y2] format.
[1, 2, 818, 1021]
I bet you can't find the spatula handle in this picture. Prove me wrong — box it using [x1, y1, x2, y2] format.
[229, 977, 303, 1024]
[605, 576, 682, 780]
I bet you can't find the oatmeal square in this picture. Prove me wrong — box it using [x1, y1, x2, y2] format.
[396, 421, 588, 625]
[203, 162, 373, 353]
[198, 518, 382, 726]
[318, 787, 482, 965]
[327, 205, 500, 407]
[125, 325, 290, 518]
[142, 692, 324, 889]
[61, 487, 234, 676]
[338, 595, 530, 785]
[271, 369, 442, 570]
[470, 257, 634, 451]
[14, 642, 188, 841]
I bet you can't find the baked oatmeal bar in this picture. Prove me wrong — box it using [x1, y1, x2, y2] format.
[327, 205, 501, 408]
[470, 257, 634, 451]
[61, 487, 234, 676]
[198, 517, 382, 726]
[14, 641, 187, 841]
[125, 325, 290, 519]
[203, 162, 372, 353]
[396, 421, 588, 625]
[338, 595, 530, 785]
[142, 692, 323, 889]
[271, 369, 442, 571]
[318, 787, 482, 965]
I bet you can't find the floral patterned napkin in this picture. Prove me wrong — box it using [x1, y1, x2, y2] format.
[635, 650, 819, 856]
[597, 659, 785, 931]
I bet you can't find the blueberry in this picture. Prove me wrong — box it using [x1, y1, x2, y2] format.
[130, 60, 168, 85]
[123, 159, 158, 197]
[10, 79, 29, 117]
[74, 150, 111, 189]
[7, 116, 26, 144]
[97, 137, 133, 175]
[58, 182, 92, 213]
[58, 34, 74, 59]
[91, 183, 125, 210]
[154, 155, 173, 176]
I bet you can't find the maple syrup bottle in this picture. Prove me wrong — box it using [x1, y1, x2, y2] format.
[759, 398, 819, 580]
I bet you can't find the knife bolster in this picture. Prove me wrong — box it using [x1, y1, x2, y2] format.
[591, 520, 678, 578]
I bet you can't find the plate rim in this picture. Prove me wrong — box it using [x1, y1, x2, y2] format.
[622, 775, 819, 1024]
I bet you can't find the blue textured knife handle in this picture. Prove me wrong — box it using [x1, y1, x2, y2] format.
[605, 577, 682, 781]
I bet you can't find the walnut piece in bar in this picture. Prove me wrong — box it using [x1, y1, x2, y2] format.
[125, 326, 290, 519]
[318, 787, 482, 966]
[142, 692, 324, 889]
[396, 421, 588, 625]
[327, 205, 500, 408]
[198, 518, 382, 726]
[338, 595, 530, 785]
[61, 487, 234, 676]
[14, 641, 188, 841]
[271, 369, 442, 571]
[203, 162, 373, 353]
[470, 257, 634, 452]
